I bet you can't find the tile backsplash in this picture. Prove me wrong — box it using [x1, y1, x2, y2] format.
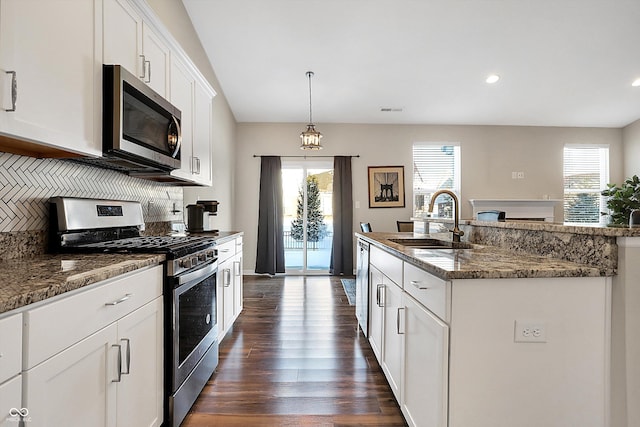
[0, 152, 183, 233]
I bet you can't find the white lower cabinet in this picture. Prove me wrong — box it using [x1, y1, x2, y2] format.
[23, 323, 118, 427]
[380, 277, 403, 401]
[402, 293, 449, 427]
[0, 312, 22, 427]
[216, 236, 244, 341]
[368, 265, 384, 362]
[0, 375, 22, 426]
[22, 266, 163, 427]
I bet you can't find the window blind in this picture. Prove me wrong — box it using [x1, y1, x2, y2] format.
[563, 146, 609, 223]
[413, 144, 460, 215]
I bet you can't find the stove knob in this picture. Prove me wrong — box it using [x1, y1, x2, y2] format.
[191, 256, 198, 267]
[180, 258, 192, 269]
[198, 254, 207, 262]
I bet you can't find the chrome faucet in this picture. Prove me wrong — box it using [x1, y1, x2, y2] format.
[428, 190, 465, 242]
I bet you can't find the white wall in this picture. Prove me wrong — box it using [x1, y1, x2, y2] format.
[146, 0, 237, 231]
[623, 118, 640, 178]
[236, 123, 623, 271]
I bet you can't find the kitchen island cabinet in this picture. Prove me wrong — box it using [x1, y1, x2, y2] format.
[360, 233, 610, 427]
[216, 235, 244, 341]
[0, 0, 101, 157]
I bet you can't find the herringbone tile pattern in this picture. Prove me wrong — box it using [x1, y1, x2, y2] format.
[0, 152, 183, 232]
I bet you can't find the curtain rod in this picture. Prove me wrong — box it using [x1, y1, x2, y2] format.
[253, 154, 359, 158]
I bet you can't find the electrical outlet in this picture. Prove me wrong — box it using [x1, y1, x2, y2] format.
[514, 320, 547, 343]
[517, 172, 525, 179]
[512, 171, 518, 179]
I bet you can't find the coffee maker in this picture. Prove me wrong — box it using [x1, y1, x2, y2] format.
[185, 200, 219, 233]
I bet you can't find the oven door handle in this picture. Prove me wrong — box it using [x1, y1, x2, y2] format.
[177, 260, 218, 286]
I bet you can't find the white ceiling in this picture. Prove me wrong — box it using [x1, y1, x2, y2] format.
[182, 0, 640, 128]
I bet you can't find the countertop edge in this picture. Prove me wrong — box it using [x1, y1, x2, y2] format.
[356, 232, 607, 281]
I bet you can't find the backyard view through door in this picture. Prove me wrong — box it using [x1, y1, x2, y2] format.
[282, 161, 333, 273]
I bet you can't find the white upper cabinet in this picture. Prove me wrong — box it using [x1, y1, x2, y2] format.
[169, 56, 213, 186]
[103, 0, 170, 97]
[0, 0, 102, 157]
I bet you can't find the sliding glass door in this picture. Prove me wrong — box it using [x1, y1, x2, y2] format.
[282, 160, 333, 274]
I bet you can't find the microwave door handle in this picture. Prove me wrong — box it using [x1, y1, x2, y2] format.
[169, 115, 181, 158]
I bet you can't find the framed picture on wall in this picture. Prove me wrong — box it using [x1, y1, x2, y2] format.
[368, 166, 405, 208]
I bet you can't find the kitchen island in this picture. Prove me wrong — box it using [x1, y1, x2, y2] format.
[357, 229, 615, 427]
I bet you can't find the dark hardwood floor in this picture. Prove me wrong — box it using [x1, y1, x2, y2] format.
[181, 275, 407, 427]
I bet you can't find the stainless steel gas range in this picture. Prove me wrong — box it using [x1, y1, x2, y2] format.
[48, 197, 219, 427]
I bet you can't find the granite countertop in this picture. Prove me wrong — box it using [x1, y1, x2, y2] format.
[0, 253, 166, 315]
[0, 231, 243, 316]
[413, 216, 640, 237]
[357, 232, 605, 281]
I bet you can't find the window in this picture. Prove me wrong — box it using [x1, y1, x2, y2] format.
[563, 146, 609, 223]
[413, 144, 460, 217]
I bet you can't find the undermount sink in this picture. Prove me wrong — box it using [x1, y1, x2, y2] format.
[388, 238, 474, 250]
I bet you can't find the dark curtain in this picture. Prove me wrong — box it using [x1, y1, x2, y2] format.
[330, 156, 353, 275]
[255, 156, 285, 275]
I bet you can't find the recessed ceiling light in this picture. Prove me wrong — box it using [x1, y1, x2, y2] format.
[632, 78, 640, 87]
[486, 74, 500, 84]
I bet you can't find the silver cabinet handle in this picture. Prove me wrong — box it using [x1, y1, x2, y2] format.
[5, 71, 17, 112]
[234, 260, 241, 276]
[112, 344, 122, 382]
[105, 293, 132, 306]
[220, 248, 230, 253]
[410, 280, 430, 290]
[191, 157, 201, 174]
[145, 60, 151, 83]
[224, 268, 231, 287]
[376, 284, 384, 307]
[121, 338, 131, 375]
[397, 307, 405, 334]
[139, 55, 146, 79]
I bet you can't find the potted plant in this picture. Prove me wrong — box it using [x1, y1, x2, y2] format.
[601, 175, 640, 226]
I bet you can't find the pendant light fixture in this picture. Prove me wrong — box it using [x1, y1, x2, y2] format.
[300, 71, 323, 150]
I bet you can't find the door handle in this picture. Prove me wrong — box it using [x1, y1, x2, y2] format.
[145, 60, 151, 83]
[121, 338, 131, 375]
[105, 293, 132, 306]
[234, 260, 241, 276]
[138, 55, 146, 79]
[224, 268, 231, 287]
[4, 71, 17, 112]
[376, 284, 384, 307]
[397, 307, 405, 335]
[410, 280, 430, 290]
[112, 344, 122, 382]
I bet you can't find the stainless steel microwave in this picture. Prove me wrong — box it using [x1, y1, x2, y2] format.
[102, 65, 181, 173]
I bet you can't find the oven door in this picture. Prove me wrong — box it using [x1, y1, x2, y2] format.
[171, 259, 218, 391]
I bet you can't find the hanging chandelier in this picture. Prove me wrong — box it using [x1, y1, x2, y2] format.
[300, 71, 323, 150]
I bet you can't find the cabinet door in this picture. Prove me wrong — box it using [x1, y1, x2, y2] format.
[381, 279, 404, 401]
[0, 0, 101, 156]
[141, 23, 170, 97]
[233, 252, 243, 318]
[0, 375, 21, 427]
[23, 323, 118, 427]
[403, 294, 449, 427]
[103, 0, 142, 76]
[222, 259, 235, 333]
[116, 297, 163, 427]
[169, 57, 194, 181]
[368, 265, 384, 362]
[191, 79, 212, 185]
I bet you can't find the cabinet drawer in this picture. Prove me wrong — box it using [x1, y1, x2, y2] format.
[404, 262, 449, 322]
[0, 314, 22, 384]
[24, 265, 162, 369]
[370, 246, 403, 286]
[217, 239, 236, 263]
